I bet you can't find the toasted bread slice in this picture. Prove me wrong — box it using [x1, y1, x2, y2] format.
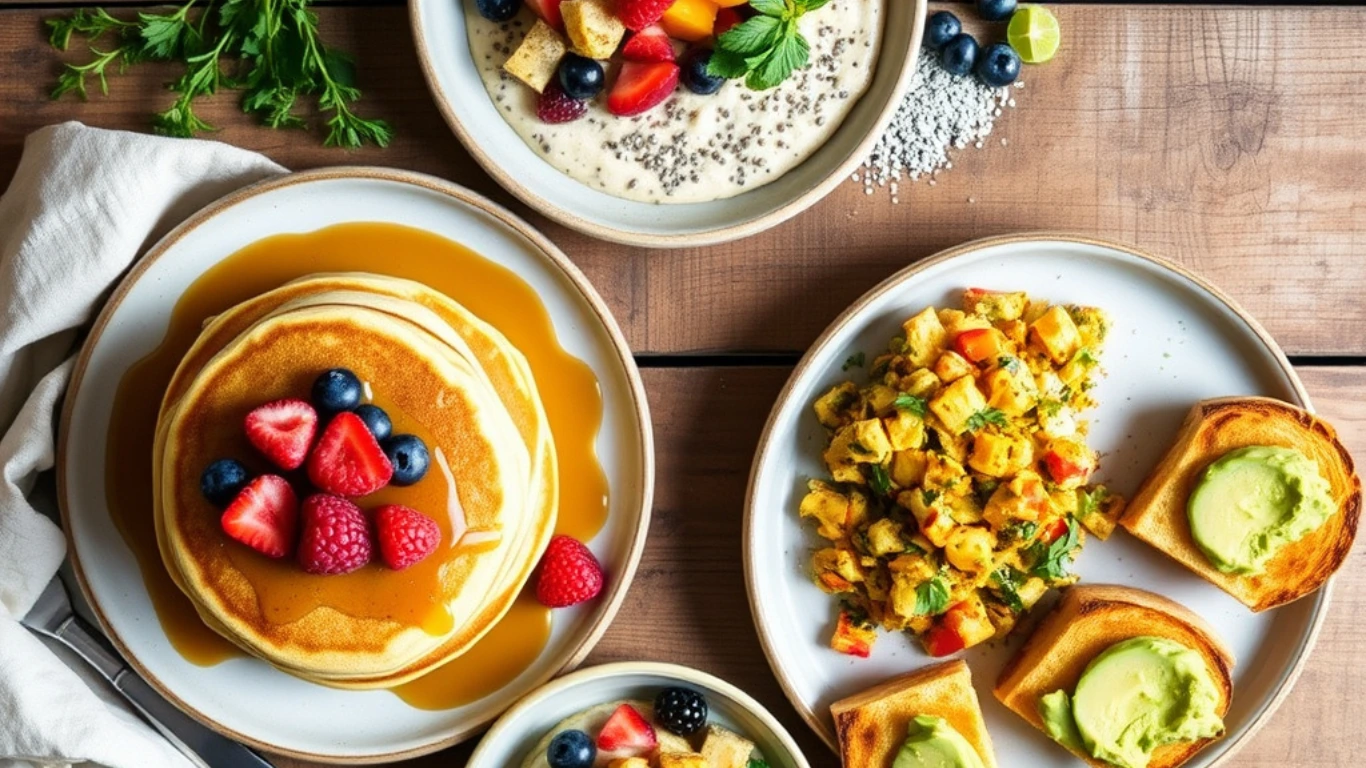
[1120, 397, 1361, 611]
[831, 659, 998, 768]
[994, 585, 1234, 768]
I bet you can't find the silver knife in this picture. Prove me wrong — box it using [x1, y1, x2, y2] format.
[21, 577, 276, 768]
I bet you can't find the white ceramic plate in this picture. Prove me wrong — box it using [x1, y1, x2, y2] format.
[57, 168, 654, 762]
[745, 234, 1326, 765]
[409, 0, 923, 247]
[469, 661, 813, 767]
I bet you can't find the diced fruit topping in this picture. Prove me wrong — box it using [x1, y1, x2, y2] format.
[297, 494, 372, 575]
[975, 42, 1021, 87]
[653, 687, 708, 736]
[621, 25, 674, 62]
[547, 729, 597, 768]
[538, 82, 590, 123]
[535, 534, 605, 607]
[925, 10, 962, 50]
[615, 0, 674, 32]
[201, 458, 250, 507]
[375, 505, 441, 570]
[679, 47, 724, 95]
[940, 33, 978, 77]
[244, 398, 318, 471]
[348, 405, 390, 444]
[606, 60, 679, 116]
[558, 53, 607, 99]
[220, 475, 298, 559]
[312, 368, 363, 416]
[596, 704, 657, 752]
[476, 0, 522, 22]
[526, 0, 566, 29]
[381, 434, 431, 486]
[308, 411, 394, 497]
[505, 19, 570, 92]
[659, 0, 716, 42]
[562, 0, 626, 59]
[712, 7, 742, 36]
[710, 0, 746, 6]
[977, 0, 1017, 22]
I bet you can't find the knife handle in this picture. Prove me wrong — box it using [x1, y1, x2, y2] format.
[52, 613, 277, 768]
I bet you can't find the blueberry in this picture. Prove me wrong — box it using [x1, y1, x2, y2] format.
[680, 48, 725, 95]
[976, 0, 1017, 22]
[924, 11, 962, 51]
[475, 0, 520, 22]
[381, 434, 430, 486]
[557, 54, 605, 100]
[940, 33, 979, 77]
[200, 458, 250, 507]
[546, 730, 595, 768]
[312, 368, 362, 416]
[975, 42, 1021, 87]
[353, 404, 392, 442]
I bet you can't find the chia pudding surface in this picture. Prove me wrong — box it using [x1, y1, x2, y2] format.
[465, 1, 883, 204]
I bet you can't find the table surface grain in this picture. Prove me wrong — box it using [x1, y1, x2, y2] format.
[2, 2, 1364, 766]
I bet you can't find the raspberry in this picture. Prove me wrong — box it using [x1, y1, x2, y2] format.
[297, 494, 372, 575]
[375, 505, 441, 570]
[537, 83, 588, 124]
[535, 535, 604, 608]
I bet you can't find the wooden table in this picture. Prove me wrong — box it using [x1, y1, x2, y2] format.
[4, 2, 1365, 766]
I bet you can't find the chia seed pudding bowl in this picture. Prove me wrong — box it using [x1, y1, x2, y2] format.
[410, 0, 925, 246]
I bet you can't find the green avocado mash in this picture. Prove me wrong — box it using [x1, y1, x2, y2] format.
[893, 715, 985, 768]
[1037, 637, 1223, 768]
[1188, 445, 1334, 574]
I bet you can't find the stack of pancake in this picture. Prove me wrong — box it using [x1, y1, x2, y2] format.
[153, 273, 558, 688]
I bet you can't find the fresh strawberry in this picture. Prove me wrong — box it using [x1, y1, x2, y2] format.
[297, 494, 372, 575]
[616, 0, 675, 32]
[596, 703, 657, 752]
[606, 61, 680, 117]
[621, 25, 674, 62]
[244, 398, 318, 470]
[307, 411, 393, 497]
[220, 475, 298, 558]
[537, 82, 588, 124]
[525, 0, 564, 29]
[535, 535, 604, 607]
[713, 6, 743, 35]
[375, 505, 442, 570]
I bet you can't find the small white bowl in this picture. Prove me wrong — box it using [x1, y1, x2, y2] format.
[410, 0, 925, 247]
[468, 661, 813, 767]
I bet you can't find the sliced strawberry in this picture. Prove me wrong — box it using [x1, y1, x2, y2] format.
[607, 61, 680, 117]
[714, 6, 743, 35]
[525, 0, 564, 29]
[307, 411, 393, 497]
[616, 0, 675, 32]
[221, 475, 298, 558]
[596, 703, 657, 752]
[244, 398, 318, 471]
[621, 25, 674, 62]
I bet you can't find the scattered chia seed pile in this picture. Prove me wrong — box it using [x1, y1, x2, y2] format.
[853, 51, 1022, 201]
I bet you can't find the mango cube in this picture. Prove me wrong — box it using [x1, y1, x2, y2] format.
[661, 0, 719, 42]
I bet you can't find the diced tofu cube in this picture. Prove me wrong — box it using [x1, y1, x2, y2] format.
[932, 350, 975, 383]
[608, 759, 651, 768]
[883, 409, 925, 451]
[865, 518, 906, 556]
[889, 571, 926, 619]
[890, 449, 929, 488]
[922, 452, 968, 495]
[1029, 305, 1082, 364]
[888, 551, 936, 580]
[848, 419, 893, 464]
[812, 547, 863, 593]
[659, 754, 709, 768]
[982, 470, 1048, 530]
[799, 480, 854, 541]
[984, 363, 1036, 417]
[502, 20, 568, 92]
[864, 383, 899, 415]
[900, 368, 941, 399]
[823, 423, 877, 483]
[944, 525, 995, 573]
[1077, 486, 1125, 540]
[941, 593, 996, 649]
[903, 489, 955, 548]
[969, 430, 1033, 478]
[700, 726, 756, 768]
[1017, 575, 1049, 610]
[813, 381, 857, 428]
[929, 376, 988, 435]
[831, 608, 877, 657]
[1068, 305, 1111, 347]
[931, 424, 971, 465]
[561, 0, 624, 58]
[997, 318, 1028, 347]
[660, 0, 717, 41]
[943, 492, 984, 525]
[963, 289, 1028, 321]
[902, 307, 948, 368]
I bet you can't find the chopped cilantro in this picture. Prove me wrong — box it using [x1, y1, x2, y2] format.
[867, 464, 892, 496]
[1002, 519, 1039, 544]
[843, 351, 865, 371]
[991, 568, 1026, 613]
[890, 335, 910, 354]
[849, 440, 869, 455]
[1077, 486, 1111, 519]
[921, 489, 941, 506]
[965, 408, 1008, 432]
[893, 393, 928, 417]
[1029, 518, 1080, 581]
[913, 576, 951, 616]
[1059, 384, 1074, 403]
[747, 759, 771, 768]
[997, 355, 1022, 373]
[1038, 399, 1064, 419]
[1074, 347, 1098, 366]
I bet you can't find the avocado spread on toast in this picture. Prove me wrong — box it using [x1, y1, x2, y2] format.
[893, 714, 985, 768]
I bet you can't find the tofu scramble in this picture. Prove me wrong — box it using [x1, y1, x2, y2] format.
[800, 289, 1126, 659]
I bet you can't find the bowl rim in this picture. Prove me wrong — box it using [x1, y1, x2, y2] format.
[408, 0, 926, 248]
[54, 166, 657, 763]
[466, 660, 815, 767]
[740, 231, 1328, 760]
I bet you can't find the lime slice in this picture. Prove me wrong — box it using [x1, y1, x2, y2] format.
[1007, 6, 1061, 64]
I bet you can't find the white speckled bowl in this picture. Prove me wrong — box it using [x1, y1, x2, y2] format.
[410, 0, 925, 247]
[468, 662, 813, 767]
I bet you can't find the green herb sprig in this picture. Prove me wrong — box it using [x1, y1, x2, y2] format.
[1029, 518, 1079, 581]
[893, 393, 928, 417]
[913, 575, 951, 616]
[965, 407, 1008, 432]
[47, 0, 391, 148]
[708, 0, 828, 90]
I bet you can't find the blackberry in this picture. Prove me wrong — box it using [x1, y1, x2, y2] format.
[653, 687, 708, 736]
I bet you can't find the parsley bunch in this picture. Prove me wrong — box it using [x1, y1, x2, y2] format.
[708, 0, 827, 90]
[47, 0, 391, 148]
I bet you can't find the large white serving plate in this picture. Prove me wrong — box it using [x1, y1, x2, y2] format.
[745, 234, 1325, 765]
[57, 168, 654, 762]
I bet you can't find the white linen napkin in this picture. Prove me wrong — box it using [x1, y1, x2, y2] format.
[0, 122, 284, 768]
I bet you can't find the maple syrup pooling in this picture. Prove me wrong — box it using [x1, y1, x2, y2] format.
[105, 223, 608, 707]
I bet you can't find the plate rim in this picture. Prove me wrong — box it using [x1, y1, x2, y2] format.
[407, 0, 926, 248]
[55, 166, 657, 763]
[741, 231, 1328, 762]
